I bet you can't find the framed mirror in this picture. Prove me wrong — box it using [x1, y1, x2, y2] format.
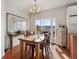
[6, 13, 29, 34]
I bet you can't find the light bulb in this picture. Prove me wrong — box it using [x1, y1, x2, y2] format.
[38, 7, 40, 10]
[30, 9, 32, 11]
[37, 9, 39, 12]
[33, 6, 36, 9]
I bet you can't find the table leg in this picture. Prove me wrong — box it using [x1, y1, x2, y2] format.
[32, 46, 34, 58]
[25, 43, 27, 52]
[9, 35, 12, 50]
[35, 43, 40, 59]
[20, 41, 24, 59]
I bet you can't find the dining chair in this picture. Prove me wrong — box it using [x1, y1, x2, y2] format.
[42, 32, 50, 59]
[24, 31, 30, 37]
[24, 31, 35, 58]
[33, 32, 50, 59]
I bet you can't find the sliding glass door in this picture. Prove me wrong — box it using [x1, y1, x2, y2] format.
[35, 17, 56, 43]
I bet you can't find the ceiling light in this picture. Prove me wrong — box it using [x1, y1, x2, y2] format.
[30, 0, 40, 14]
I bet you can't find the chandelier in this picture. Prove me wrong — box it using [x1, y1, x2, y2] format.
[30, 0, 40, 14]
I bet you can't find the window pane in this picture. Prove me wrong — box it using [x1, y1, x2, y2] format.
[35, 18, 56, 32]
[45, 19, 51, 26]
[35, 20, 41, 26]
[52, 19, 56, 26]
[41, 20, 45, 26]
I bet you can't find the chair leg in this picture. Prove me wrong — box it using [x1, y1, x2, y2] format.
[45, 46, 49, 59]
[45, 47, 47, 59]
[25, 45, 27, 52]
[32, 46, 34, 58]
[42, 48, 44, 59]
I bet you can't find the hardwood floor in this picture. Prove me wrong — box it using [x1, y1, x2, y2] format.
[3, 45, 48, 59]
[3, 45, 71, 59]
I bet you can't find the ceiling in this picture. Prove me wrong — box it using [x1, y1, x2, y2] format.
[5, 0, 77, 14]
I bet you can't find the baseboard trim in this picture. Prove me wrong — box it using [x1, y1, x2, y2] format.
[1, 52, 5, 59]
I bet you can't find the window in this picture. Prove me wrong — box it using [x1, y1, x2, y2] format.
[41, 19, 51, 31]
[35, 20, 41, 26]
[35, 17, 56, 43]
[35, 18, 56, 33]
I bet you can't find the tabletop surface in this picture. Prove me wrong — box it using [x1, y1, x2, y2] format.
[19, 34, 44, 42]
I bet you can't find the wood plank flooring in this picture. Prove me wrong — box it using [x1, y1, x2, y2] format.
[3, 45, 71, 59]
[3, 45, 48, 59]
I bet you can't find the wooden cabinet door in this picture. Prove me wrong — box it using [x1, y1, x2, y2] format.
[70, 34, 77, 59]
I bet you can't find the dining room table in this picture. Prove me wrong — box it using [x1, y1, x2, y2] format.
[18, 34, 44, 59]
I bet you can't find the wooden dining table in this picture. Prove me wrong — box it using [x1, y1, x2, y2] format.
[19, 35, 44, 59]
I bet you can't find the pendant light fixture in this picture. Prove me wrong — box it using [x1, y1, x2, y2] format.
[30, 0, 40, 14]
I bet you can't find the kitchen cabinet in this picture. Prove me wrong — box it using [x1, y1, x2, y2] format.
[56, 26, 66, 47]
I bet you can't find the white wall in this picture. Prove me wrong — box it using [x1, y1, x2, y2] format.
[2, 0, 29, 56]
[30, 7, 67, 31]
[67, 5, 77, 33]
[1, 0, 6, 57]
[4, 10, 28, 49]
[4, 0, 29, 50]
